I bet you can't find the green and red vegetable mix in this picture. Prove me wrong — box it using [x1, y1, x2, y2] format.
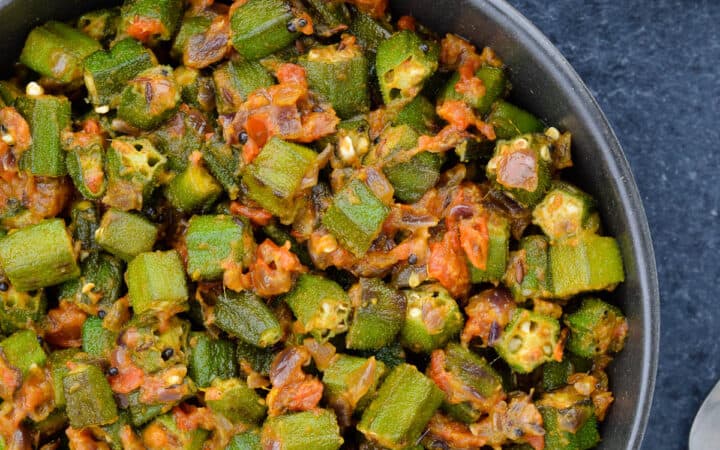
[0, 0, 628, 449]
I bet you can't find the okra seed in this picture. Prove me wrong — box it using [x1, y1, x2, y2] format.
[520, 321, 531, 333]
[513, 138, 529, 150]
[0, 282, 8, 291]
[239, 131, 248, 144]
[94, 105, 110, 114]
[419, 43, 430, 53]
[108, 367, 119, 376]
[507, 336, 523, 352]
[25, 81, 44, 97]
[408, 272, 421, 288]
[297, 18, 308, 28]
[545, 127, 560, 140]
[161, 348, 174, 360]
[1, 134, 14, 145]
[543, 344, 553, 355]
[338, 135, 356, 161]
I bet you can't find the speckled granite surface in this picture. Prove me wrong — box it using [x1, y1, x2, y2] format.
[507, 0, 720, 448]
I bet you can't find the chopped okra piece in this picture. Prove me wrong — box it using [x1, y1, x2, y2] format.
[0, 329, 46, 376]
[214, 290, 282, 348]
[165, 161, 223, 213]
[282, 274, 351, 340]
[487, 100, 544, 139]
[58, 252, 124, 309]
[16, 95, 71, 176]
[495, 309, 561, 373]
[205, 377, 267, 424]
[537, 388, 600, 450]
[175, 66, 216, 112]
[151, 107, 207, 172]
[441, 65, 507, 115]
[504, 235, 553, 301]
[103, 137, 167, 211]
[306, 0, 350, 37]
[187, 332, 238, 388]
[83, 37, 156, 108]
[19, 21, 102, 83]
[96, 208, 158, 262]
[213, 60, 274, 114]
[392, 94, 437, 134]
[0, 81, 22, 105]
[376, 125, 442, 204]
[0, 218, 80, 291]
[118, 65, 181, 130]
[124, 316, 189, 373]
[185, 215, 249, 281]
[358, 363, 443, 449]
[321, 178, 390, 256]
[532, 181, 597, 241]
[346, 278, 406, 351]
[323, 355, 386, 412]
[171, 14, 213, 62]
[202, 136, 243, 199]
[64, 362, 119, 428]
[349, 12, 391, 54]
[227, 430, 262, 450]
[542, 354, 592, 392]
[229, 0, 299, 60]
[81, 316, 116, 357]
[119, 0, 183, 45]
[261, 409, 344, 450]
[77, 8, 120, 42]
[486, 133, 553, 207]
[0, 286, 46, 334]
[400, 284, 463, 353]
[549, 234, 625, 298]
[126, 250, 188, 315]
[242, 137, 318, 224]
[263, 222, 312, 266]
[142, 413, 210, 450]
[564, 297, 628, 358]
[376, 30, 439, 104]
[48, 348, 80, 408]
[65, 132, 107, 200]
[469, 212, 510, 284]
[126, 390, 170, 427]
[70, 200, 101, 254]
[433, 343, 505, 423]
[299, 38, 370, 118]
[236, 340, 276, 376]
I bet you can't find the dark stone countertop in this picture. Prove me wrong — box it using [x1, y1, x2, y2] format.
[508, 0, 720, 448]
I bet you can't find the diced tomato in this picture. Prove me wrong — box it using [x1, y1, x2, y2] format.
[108, 346, 145, 394]
[458, 213, 489, 271]
[230, 201, 273, 226]
[397, 15, 416, 31]
[125, 17, 166, 43]
[427, 229, 470, 298]
[44, 301, 87, 348]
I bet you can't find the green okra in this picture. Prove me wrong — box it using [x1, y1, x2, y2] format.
[165, 162, 223, 213]
[495, 309, 561, 373]
[441, 65, 507, 115]
[95, 208, 158, 262]
[392, 94, 437, 134]
[282, 274, 351, 340]
[263, 223, 312, 266]
[321, 178, 390, 257]
[542, 354, 592, 392]
[564, 297, 628, 358]
[242, 137, 318, 224]
[126, 390, 168, 427]
[172, 15, 214, 61]
[504, 235, 552, 301]
[487, 100, 544, 139]
[349, 12, 391, 54]
[213, 60, 274, 114]
[150, 107, 207, 172]
[469, 212, 510, 284]
[185, 215, 249, 281]
[261, 409, 344, 450]
[322, 355, 386, 412]
[84, 37, 156, 108]
[81, 316, 116, 358]
[206, 377, 267, 424]
[118, 65, 181, 130]
[214, 290, 282, 348]
[549, 234, 625, 298]
[358, 363, 443, 449]
[202, 136, 243, 199]
[227, 430, 262, 450]
[0, 329, 46, 377]
[532, 181, 597, 242]
[16, 94, 71, 177]
[187, 332, 237, 388]
[143, 413, 210, 450]
[70, 200, 101, 254]
[299, 40, 370, 118]
[400, 284, 463, 353]
[19, 21, 102, 83]
[0, 286, 46, 334]
[0, 81, 23, 106]
[58, 252, 124, 310]
[119, 0, 183, 44]
[346, 278, 406, 351]
[229, 0, 299, 60]
[64, 363, 118, 428]
[537, 388, 600, 450]
[48, 348, 80, 407]
[305, 0, 350, 37]
[103, 137, 167, 211]
[123, 316, 188, 373]
[126, 250, 188, 315]
[77, 8, 120, 43]
[174, 66, 216, 113]
[436, 343, 505, 423]
[65, 132, 107, 200]
[236, 340, 276, 376]
[487, 133, 553, 207]
[0, 218, 80, 292]
[376, 31, 439, 105]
